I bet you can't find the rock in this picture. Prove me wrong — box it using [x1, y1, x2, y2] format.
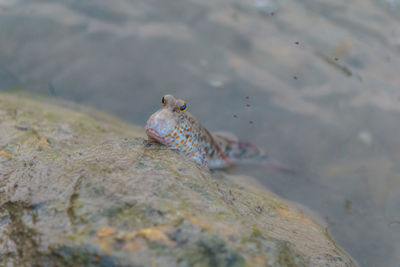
[0, 92, 356, 266]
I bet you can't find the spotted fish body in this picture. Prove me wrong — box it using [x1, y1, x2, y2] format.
[145, 95, 266, 169]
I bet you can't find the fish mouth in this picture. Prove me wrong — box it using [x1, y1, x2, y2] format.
[145, 127, 166, 144]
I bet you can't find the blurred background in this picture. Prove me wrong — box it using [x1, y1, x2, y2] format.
[1, 0, 400, 265]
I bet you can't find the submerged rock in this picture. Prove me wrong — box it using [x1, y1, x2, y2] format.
[0, 93, 355, 266]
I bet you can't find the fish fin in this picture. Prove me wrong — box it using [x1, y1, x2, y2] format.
[210, 135, 295, 174]
[233, 143, 296, 175]
[212, 134, 266, 163]
[234, 140, 266, 161]
[212, 133, 295, 174]
[212, 131, 239, 143]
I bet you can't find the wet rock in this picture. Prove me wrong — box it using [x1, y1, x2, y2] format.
[0, 93, 356, 266]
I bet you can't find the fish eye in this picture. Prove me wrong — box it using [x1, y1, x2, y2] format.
[179, 103, 187, 112]
[161, 96, 166, 106]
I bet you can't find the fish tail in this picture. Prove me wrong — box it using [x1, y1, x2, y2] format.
[218, 138, 267, 165]
[226, 140, 296, 175]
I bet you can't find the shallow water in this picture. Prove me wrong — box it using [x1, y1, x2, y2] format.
[1, 0, 400, 265]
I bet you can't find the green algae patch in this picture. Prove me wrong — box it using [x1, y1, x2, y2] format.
[0, 202, 40, 262]
[0, 92, 356, 266]
[178, 235, 246, 267]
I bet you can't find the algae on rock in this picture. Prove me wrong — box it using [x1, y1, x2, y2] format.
[0, 93, 355, 266]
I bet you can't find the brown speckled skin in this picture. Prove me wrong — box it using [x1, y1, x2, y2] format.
[145, 95, 263, 169]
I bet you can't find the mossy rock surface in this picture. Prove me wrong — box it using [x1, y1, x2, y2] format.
[0, 93, 355, 266]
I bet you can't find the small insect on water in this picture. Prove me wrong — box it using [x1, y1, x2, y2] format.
[145, 95, 293, 173]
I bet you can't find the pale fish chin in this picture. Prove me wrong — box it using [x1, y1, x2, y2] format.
[145, 127, 167, 144]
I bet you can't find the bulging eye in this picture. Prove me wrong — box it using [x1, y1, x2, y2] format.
[161, 96, 166, 106]
[179, 103, 187, 112]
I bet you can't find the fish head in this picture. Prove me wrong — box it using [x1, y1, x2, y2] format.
[145, 94, 188, 145]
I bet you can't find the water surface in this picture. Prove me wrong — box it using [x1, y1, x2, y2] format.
[1, 0, 400, 265]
